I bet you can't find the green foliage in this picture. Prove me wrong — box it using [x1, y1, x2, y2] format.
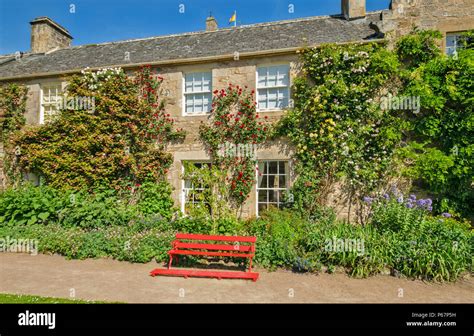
[369, 199, 472, 281]
[278, 42, 405, 215]
[58, 191, 138, 229]
[0, 83, 28, 185]
[0, 83, 27, 142]
[0, 184, 71, 225]
[0, 183, 176, 229]
[280, 29, 473, 219]
[8, 66, 184, 192]
[398, 29, 474, 216]
[245, 206, 472, 281]
[396, 29, 443, 68]
[0, 223, 175, 263]
[181, 162, 234, 223]
[244, 210, 308, 269]
[135, 181, 175, 220]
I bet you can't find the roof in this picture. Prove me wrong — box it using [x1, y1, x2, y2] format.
[0, 12, 383, 80]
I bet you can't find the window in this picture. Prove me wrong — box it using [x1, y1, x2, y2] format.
[182, 162, 211, 213]
[446, 33, 463, 56]
[183, 72, 212, 115]
[40, 84, 62, 124]
[257, 161, 289, 215]
[257, 65, 290, 111]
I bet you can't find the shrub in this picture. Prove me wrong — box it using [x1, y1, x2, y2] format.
[0, 184, 72, 226]
[135, 181, 176, 220]
[58, 190, 138, 229]
[0, 223, 175, 263]
[0, 184, 175, 229]
[245, 209, 308, 269]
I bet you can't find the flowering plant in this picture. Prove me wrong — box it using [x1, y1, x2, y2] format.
[198, 84, 272, 208]
[8, 65, 184, 193]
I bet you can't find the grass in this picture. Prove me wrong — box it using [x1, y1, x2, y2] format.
[0, 293, 110, 304]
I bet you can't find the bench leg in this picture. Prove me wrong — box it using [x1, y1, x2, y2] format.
[168, 254, 174, 269]
[248, 257, 253, 273]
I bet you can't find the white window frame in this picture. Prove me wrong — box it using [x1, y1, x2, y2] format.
[256, 160, 290, 216]
[39, 83, 62, 124]
[182, 71, 213, 116]
[445, 32, 463, 57]
[181, 161, 211, 214]
[256, 64, 290, 112]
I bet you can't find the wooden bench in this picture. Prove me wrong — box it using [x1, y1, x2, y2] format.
[150, 233, 259, 281]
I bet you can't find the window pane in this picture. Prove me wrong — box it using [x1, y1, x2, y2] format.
[269, 161, 278, 174]
[258, 203, 267, 213]
[258, 190, 267, 202]
[257, 67, 267, 88]
[278, 161, 285, 173]
[267, 66, 277, 87]
[203, 93, 211, 111]
[185, 72, 211, 94]
[268, 175, 276, 188]
[259, 174, 268, 188]
[268, 190, 276, 203]
[278, 175, 286, 188]
[277, 66, 289, 86]
[202, 73, 211, 91]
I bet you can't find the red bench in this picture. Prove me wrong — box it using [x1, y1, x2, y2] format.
[150, 233, 259, 281]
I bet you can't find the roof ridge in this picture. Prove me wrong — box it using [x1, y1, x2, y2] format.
[62, 11, 382, 51]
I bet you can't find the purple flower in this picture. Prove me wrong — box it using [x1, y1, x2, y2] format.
[409, 194, 416, 200]
[382, 193, 390, 200]
[416, 199, 427, 207]
[406, 203, 414, 209]
[426, 198, 432, 206]
[363, 196, 373, 204]
[397, 196, 404, 203]
[427, 206, 432, 212]
[441, 213, 452, 218]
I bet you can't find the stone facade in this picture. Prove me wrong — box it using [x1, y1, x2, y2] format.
[1, 0, 473, 218]
[380, 0, 474, 47]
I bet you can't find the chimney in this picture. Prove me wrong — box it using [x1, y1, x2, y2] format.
[206, 15, 218, 32]
[30, 17, 72, 53]
[342, 0, 366, 20]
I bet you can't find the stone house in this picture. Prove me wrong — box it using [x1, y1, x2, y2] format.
[0, 0, 472, 217]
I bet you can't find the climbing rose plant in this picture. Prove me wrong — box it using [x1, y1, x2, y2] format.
[198, 84, 272, 207]
[9, 65, 185, 192]
[0, 83, 28, 186]
[278, 42, 407, 220]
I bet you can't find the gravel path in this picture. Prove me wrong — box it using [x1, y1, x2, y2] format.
[1, 253, 473, 303]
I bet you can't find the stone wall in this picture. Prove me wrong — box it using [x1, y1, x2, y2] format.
[381, 0, 474, 47]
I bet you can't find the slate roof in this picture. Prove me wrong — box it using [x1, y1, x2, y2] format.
[0, 12, 383, 80]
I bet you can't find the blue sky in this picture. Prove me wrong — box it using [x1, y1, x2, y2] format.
[0, 0, 391, 54]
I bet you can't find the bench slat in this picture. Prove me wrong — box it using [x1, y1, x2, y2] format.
[174, 242, 252, 252]
[170, 250, 254, 258]
[176, 233, 257, 243]
[150, 268, 259, 281]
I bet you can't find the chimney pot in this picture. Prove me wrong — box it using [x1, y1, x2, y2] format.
[342, 0, 366, 20]
[30, 17, 72, 53]
[206, 16, 218, 32]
